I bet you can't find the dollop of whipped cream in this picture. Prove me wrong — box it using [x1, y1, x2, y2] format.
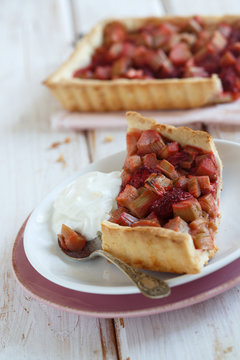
[52, 171, 121, 240]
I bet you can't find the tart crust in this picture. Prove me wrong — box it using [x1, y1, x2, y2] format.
[101, 112, 222, 274]
[44, 15, 240, 112]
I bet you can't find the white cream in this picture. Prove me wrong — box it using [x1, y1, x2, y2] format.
[52, 171, 121, 240]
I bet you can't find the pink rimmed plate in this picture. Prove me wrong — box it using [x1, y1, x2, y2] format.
[12, 218, 240, 319]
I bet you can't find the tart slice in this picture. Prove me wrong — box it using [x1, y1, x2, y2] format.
[101, 112, 222, 274]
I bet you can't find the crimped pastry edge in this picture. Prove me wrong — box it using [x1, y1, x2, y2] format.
[44, 15, 240, 112]
[101, 112, 222, 274]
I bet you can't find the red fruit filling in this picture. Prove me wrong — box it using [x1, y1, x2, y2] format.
[73, 18, 240, 97]
[110, 127, 220, 251]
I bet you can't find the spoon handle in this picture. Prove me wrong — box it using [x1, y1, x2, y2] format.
[95, 250, 170, 299]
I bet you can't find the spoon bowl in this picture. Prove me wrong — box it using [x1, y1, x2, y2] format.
[58, 234, 171, 299]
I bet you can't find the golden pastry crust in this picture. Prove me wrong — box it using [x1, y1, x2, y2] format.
[101, 112, 222, 274]
[44, 15, 240, 112]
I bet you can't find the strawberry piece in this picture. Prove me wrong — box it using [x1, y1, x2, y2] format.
[159, 142, 179, 159]
[195, 157, 217, 180]
[187, 177, 201, 198]
[145, 173, 172, 195]
[59, 224, 86, 252]
[126, 129, 142, 155]
[143, 153, 158, 169]
[124, 155, 142, 173]
[129, 167, 153, 189]
[172, 198, 202, 222]
[117, 212, 139, 226]
[174, 176, 188, 191]
[152, 188, 193, 219]
[127, 189, 158, 218]
[164, 216, 189, 233]
[230, 42, 240, 55]
[196, 176, 211, 194]
[116, 184, 138, 207]
[167, 151, 190, 167]
[157, 159, 178, 180]
[220, 51, 236, 66]
[137, 130, 165, 155]
[235, 57, 240, 75]
[198, 194, 217, 217]
[169, 42, 192, 66]
[219, 65, 238, 92]
[132, 219, 160, 227]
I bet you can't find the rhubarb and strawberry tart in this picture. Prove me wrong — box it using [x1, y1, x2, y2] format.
[45, 15, 240, 111]
[101, 112, 222, 274]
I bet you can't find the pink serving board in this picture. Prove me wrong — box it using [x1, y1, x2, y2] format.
[12, 218, 240, 319]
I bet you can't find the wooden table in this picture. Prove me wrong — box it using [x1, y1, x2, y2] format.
[2, 1, 240, 359]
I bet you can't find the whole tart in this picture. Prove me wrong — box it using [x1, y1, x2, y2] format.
[101, 112, 222, 274]
[45, 15, 240, 111]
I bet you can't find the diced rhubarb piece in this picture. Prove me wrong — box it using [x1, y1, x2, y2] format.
[196, 176, 211, 194]
[146, 49, 167, 72]
[230, 42, 240, 55]
[145, 173, 172, 195]
[73, 66, 93, 79]
[117, 212, 139, 226]
[208, 218, 218, 233]
[125, 68, 145, 79]
[157, 159, 178, 180]
[174, 176, 188, 191]
[112, 57, 131, 77]
[193, 232, 214, 250]
[179, 153, 195, 170]
[220, 51, 236, 66]
[189, 217, 208, 231]
[127, 189, 158, 218]
[187, 177, 201, 198]
[169, 42, 192, 66]
[58, 224, 86, 252]
[161, 58, 176, 77]
[126, 129, 142, 155]
[124, 155, 142, 173]
[94, 66, 112, 80]
[132, 219, 160, 227]
[185, 18, 203, 34]
[195, 157, 217, 181]
[159, 142, 179, 159]
[184, 65, 208, 78]
[217, 22, 232, 38]
[198, 194, 217, 217]
[137, 130, 165, 155]
[103, 21, 127, 46]
[152, 188, 193, 219]
[207, 30, 227, 53]
[116, 184, 138, 207]
[164, 216, 189, 233]
[143, 153, 158, 169]
[121, 170, 131, 188]
[108, 207, 125, 223]
[172, 198, 202, 222]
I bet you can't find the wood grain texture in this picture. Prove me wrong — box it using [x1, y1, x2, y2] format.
[0, 1, 117, 359]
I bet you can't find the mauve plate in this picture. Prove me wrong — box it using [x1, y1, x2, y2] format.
[12, 218, 240, 318]
[22, 140, 240, 295]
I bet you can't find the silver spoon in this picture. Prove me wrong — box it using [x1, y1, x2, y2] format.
[58, 234, 170, 299]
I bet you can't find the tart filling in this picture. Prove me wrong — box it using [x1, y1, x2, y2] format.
[101, 112, 222, 274]
[73, 17, 240, 98]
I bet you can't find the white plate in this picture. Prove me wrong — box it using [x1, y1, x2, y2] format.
[23, 140, 240, 295]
